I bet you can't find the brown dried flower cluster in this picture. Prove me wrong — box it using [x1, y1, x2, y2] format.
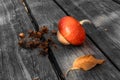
[18, 26, 57, 56]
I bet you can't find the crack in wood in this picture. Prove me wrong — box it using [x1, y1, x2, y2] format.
[22, 0, 39, 31]
[112, 0, 120, 4]
[53, 0, 69, 16]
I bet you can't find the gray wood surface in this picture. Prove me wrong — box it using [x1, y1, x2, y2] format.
[25, 0, 120, 80]
[55, 0, 120, 70]
[0, 0, 58, 80]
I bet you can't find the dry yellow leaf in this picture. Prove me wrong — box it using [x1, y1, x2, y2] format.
[66, 55, 105, 76]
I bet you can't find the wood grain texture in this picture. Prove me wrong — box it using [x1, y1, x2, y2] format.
[25, 0, 120, 80]
[0, 0, 58, 80]
[55, 0, 120, 70]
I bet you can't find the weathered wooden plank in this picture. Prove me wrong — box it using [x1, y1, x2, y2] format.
[0, 0, 58, 80]
[55, 0, 120, 69]
[25, 0, 120, 80]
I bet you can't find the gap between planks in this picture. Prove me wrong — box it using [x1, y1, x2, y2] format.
[21, 0, 65, 80]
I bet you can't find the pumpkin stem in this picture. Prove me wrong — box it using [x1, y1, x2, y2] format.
[79, 19, 91, 25]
